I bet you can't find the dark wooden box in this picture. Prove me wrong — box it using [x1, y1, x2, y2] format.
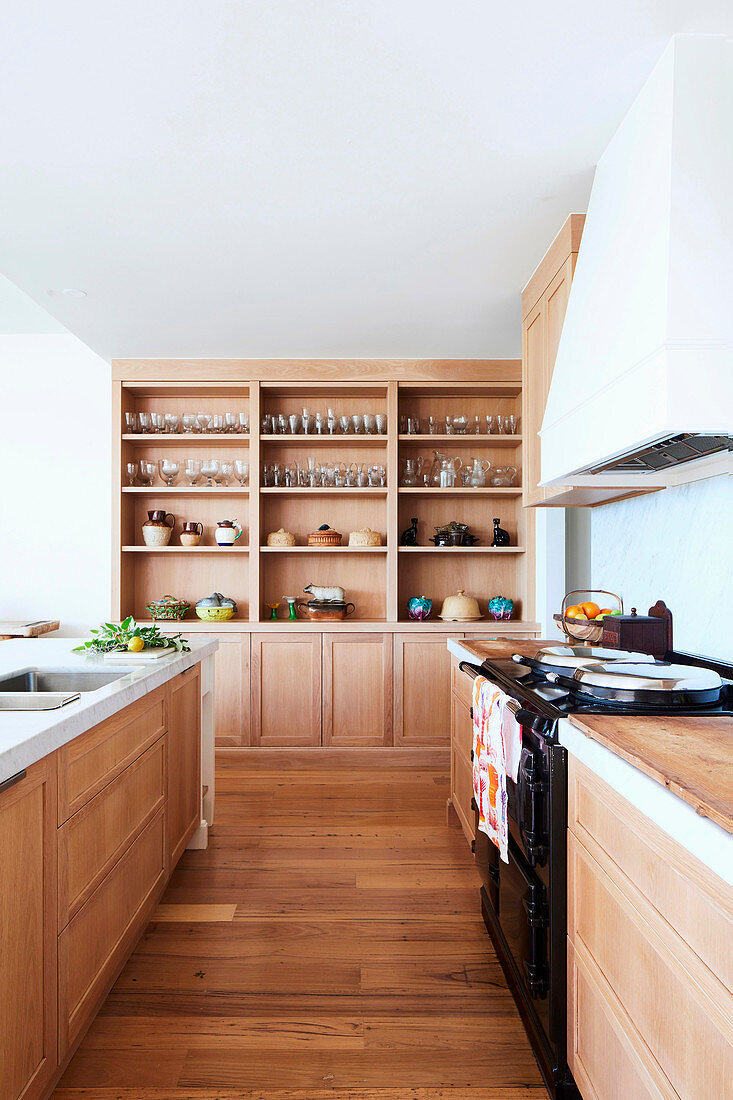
[601, 601, 673, 660]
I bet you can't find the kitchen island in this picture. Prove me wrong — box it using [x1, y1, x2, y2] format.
[447, 636, 733, 1100]
[0, 636, 217, 1100]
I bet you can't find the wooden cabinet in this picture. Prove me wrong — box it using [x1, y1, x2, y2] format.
[0, 758, 57, 1100]
[251, 633, 322, 746]
[197, 633, 250, 747]
[393, 633, 458, 745]
[323, 633, 392, 746]
[167, 665, 202, 866]
[450, 691, 475, 845]
[567, 755, 733, 1100]
[522, 214, 584, 506]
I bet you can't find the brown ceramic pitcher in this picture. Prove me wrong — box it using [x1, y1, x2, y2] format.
[142, 510, 175, 547]
[180, 521, 203, 547]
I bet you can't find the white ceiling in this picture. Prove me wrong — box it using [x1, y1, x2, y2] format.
[1, 1, 731, 361]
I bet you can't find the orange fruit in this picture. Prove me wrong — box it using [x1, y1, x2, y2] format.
[565, 605, 583, 619]
[580, 601, 600, 619]
[598, 608, 614, 616]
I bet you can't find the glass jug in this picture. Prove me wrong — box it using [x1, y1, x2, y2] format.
[467, 457, 492, 487]
[429, 451, 463, 487]
[401, 457, 423, 487]
[489, 465, 518, 487]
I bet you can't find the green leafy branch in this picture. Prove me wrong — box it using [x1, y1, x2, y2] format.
[73, 616, 190, 654]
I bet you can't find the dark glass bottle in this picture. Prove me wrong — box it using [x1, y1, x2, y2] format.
[491, 517, 510, 547]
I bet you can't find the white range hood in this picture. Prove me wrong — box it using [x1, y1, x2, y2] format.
[540, 35, 732, 494]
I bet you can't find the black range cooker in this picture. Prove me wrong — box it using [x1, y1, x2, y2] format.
[458, 644, 733, 1100]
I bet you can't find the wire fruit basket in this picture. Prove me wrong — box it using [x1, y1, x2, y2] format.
[553, 589, 623, 644]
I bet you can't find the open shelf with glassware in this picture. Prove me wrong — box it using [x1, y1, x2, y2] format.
[113, 369, 535, 635]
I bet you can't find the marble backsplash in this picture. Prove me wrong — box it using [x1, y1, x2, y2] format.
[590, 473, 732, 662]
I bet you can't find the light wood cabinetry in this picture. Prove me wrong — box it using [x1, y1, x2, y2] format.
[522, 214, 583, 507]
[199, 632, 250, 747]
[393, 633, 459, 745]
[167, 664, 202, 865]
[251, 633, 322, 746]
[323, 633, 392, 746]
[0, 758, 57, 1100]
[567, 755, 733, 1100]
[448, 654, 475, 845]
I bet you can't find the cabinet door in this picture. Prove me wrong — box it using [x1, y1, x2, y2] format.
[522, 297, 546, 506]
[323, 633, 392, 746]
[542, 258, 574, 503]
[167, 665, 202, 866]
[394, 634, 459, 745]
[251, 633, 322, 746]
[450, 693, 475, 845]
[197, 633, 250, 746]
[0, 757, 57, 1100]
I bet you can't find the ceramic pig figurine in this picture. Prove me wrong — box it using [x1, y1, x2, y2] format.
[303, 583, 346, 602]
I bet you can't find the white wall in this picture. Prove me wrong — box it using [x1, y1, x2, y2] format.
[590, 473, 732, 661]
[0, 330, 111, 636]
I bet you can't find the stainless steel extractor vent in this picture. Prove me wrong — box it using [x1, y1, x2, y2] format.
[586, 434, 731, 475]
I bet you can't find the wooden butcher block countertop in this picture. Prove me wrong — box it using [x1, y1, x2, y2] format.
[455, 638, 733, 834]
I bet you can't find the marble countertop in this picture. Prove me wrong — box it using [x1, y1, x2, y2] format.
[447, 637, 732, 883]
[0, 637, 218, 784]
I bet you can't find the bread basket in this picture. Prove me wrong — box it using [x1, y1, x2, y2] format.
[554, 590, 623, 643]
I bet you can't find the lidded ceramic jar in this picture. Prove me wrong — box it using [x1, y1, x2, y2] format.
[142, 510, 175, 547]
[438, 590, 482, 621]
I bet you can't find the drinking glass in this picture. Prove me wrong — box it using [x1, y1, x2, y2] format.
[125, 461, 138, 486]
[200, 459, 220, 487]
[356, 462, 369, 487]
[273, 462, 286, 487]
[276, 413, 288, 435]
[363, 413, 376, 435]
[225, 412, 239, 433]
[211, 414, 225, 434]
[288, 413, 302, 434]
[238, 412, 249, 433]
[164, 413, 181, 434]
[138, 412, 152, 434]
[261, 414, 273, 434]
[327, 409, 337, 434]
[184, 459, 201, 485]
[150, 413, 165, 433]
[196, 412, 212, 433]
[301, 409, 312, 435]
[451, 415, 468, 435]
[504, 414, 518, 435]
[427, 416, 440, 435]
[375, 413, 387, 434]
[158, 459, 181, 486]
[444, 416, 453, 435]
[219, 460, 235, 485]
[323, 462, 335, 486]
[352, 414, 364, 434]
[471, 416, 481, 434]
[368, 464, 381, 486]
[124, 412, 139, 433]
[338, 415, 351, 434]
[485, 415, 496, 434]
[285, 462, 298, 487]
[182, 413, 197, 433]
[138, 461, 155, 486]
[234, 460, 249, 486]
[315, 412, 325, 435]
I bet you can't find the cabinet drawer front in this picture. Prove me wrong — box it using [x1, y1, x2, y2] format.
[569, 756, 733, 991]
[58, 687, 166, 823]
[59, 809, 166, 1055]
[567, 937, 674, 1100]
[569, 833, 733, 1098]
[450, 656, 474, 711]
[451, 692, 473, 762]
[59, 737, 166, 927]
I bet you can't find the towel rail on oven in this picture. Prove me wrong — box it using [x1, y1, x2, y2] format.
[458, 661, 548, 730]
[458, 662, 524, 719]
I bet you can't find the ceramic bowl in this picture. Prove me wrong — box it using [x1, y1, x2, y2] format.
[195, 606, 235, 622]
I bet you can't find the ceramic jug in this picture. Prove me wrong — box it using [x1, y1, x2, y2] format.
[142, 510, 175, 547]
[467, 457, 492, 487]
[180, 521, 203, 547]
[215, 519, 242, 546]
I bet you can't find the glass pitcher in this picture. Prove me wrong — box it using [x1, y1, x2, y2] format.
[489, 465, 518, 487]
[401, 457, 423, 487]
[467, 457, 492, 487]
[429, 451, 463, 487]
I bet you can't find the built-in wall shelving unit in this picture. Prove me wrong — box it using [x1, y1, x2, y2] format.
[112, 367, 535, 629]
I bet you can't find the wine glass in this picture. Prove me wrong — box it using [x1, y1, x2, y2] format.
[158, 459, 181, 486]
[138, 461, 155, 486]
[124, 412, 139, 433]
[164, 413, 181, 434]
[238, 412, 249, 433]
[182, 413, 197, 433]
[125, 461, 138, 486]
[234, 460, 249, 486]
[196, 412, 212, 433]
[150, 413, 165, 433]
[184, 459, 201, 485]
[211, 414, 225, 434]
[219, 461, 235, 485]
[137, 412, 151, 434]
[200, 459, 220, 487]
[224, 413, 239, 433]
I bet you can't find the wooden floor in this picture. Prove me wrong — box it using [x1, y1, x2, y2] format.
[54, 758, 546, 1099]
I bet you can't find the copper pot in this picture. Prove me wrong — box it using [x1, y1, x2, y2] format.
[296, 599, 356, 622]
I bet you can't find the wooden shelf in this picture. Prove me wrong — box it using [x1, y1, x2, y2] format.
[261, 434, 387, 445]
[122, 546, 249, 553]
[398, 546, 525, 553]
[261, 545, 387, 553]
[398, 487, 522, 496]
[143, 618, 542, 633]
[399, 434, 521, 446]
[122, 486, 249, 494]
[261, 487, 387, 496]
[123, 434, 250, 445]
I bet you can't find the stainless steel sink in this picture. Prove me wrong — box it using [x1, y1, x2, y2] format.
[0, 667, 134, 710]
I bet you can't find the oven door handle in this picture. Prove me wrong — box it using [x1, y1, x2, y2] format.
[458, 661, 483, 680]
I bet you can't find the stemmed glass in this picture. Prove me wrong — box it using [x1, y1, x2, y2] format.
[234, 460, 249, 486]
[219, 461, 235, 485]
[125, 462, 138, 486]
[200, 459, 220, 487]
[238, 412, 249, 433]
[184, 459, 201, 486]
[196, 412, 212, 433]
[224, 413, 239, 433]
[158, 459, 181, 486]
[164, 413, 181, 433]
[182, 414, 197, 433]
[124, 412, 139, 434]
[138, 461, 155, 486]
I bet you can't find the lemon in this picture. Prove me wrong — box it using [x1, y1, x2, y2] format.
[127, 636, 145, 653]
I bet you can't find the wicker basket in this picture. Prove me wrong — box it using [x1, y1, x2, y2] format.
[307, 526, 342, 547]
[145, 595, 190, 621]
[554, 589, 623, 643]
[348, 527, 382, 547]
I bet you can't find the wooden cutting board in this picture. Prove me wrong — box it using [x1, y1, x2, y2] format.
[0, 619, 60, 639]
[103, 646, 177, 661]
